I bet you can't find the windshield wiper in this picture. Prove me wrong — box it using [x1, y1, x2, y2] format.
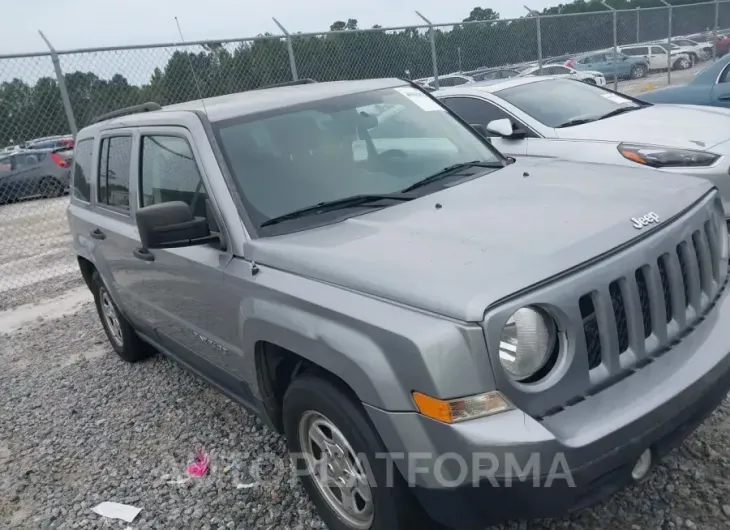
[556, 105, 643, 128]
[260, 194, 413, 227]
[595, 105, 643, 121]
[556, 117, 597, 128]
[400, 160, 505, 193]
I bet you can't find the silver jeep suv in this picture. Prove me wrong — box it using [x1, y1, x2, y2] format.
[67, 78, 730, 530]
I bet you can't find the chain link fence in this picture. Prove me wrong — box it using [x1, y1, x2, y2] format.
[1, 1, 730, 297]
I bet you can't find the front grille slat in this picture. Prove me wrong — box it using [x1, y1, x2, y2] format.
[657, 256, 673, 324]
[641, 263, 669, 344]
[664, 250, 687, 328]
[621, 275, 647, 358]
[594, 287, 620, 373]
[704, 220, 720, 282]
[679, 241, 702, 310]
[693, 229, 715, 299]
[579, 201, 725, 374]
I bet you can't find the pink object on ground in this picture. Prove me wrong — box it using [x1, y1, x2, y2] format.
[186, 448, 209, 477]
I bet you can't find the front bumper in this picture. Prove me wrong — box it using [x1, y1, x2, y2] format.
[365, 279, 730, 529]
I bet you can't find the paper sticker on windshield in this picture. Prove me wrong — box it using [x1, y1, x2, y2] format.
[602, 93, 632, 105]
[395, 87, 444, 111]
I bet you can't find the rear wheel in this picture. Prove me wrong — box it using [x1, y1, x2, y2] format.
[283, 372, 425, 530]
[631, 64, 648, 79]
[39, 177, 64, 198]
[91, 271, 155, 363]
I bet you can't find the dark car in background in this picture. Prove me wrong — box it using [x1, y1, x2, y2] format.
[0, 147, 73, 203]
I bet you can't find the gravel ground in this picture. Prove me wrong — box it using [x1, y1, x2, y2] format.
[1, 282, 730, 530]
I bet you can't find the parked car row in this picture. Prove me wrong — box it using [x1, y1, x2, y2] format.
[415, 29, 728, 92]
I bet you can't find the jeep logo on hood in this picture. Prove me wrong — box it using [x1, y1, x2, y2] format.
[631, 212, 660, 229]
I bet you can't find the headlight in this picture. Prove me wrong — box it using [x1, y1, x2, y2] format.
[618, 143, 720, 168]
[499, 306, 557, 382]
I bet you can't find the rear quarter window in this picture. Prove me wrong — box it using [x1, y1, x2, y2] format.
[72, 138, 94, 202]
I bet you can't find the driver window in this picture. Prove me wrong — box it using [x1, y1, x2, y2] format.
[440, 97, 535, 138]
[720, 64, 730, 83]
[140, 135, 209, 220]
[651, 46, 667, 55]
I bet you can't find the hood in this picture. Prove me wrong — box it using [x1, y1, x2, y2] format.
[245, 158, 713, 322]
[557, 104, 730, 150]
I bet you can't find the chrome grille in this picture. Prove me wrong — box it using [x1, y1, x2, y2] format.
[580, 207, 726, 373]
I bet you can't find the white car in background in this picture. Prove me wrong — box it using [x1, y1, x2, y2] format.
[418, 73, 474, 90]
[517, 63, 606, 86]
[618, 43, 693, 70]
[433, 76, 730, 216]
[669, 37, 713, 62]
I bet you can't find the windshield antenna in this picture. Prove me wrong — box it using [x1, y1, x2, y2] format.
[174, 16, 210, 119]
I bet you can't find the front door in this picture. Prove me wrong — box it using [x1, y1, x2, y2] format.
[116, 128, 247, 387]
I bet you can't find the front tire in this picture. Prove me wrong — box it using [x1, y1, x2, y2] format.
[582, 77, 596, 85]
[91, 271, 154, 363]
[631, 64, 648, 79]
[283, 372, 424, 530]
[675, 57, 691, 70]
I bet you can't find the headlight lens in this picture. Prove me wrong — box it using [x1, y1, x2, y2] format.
[618, 143, 720, 168]
[499, 306, 557, 382]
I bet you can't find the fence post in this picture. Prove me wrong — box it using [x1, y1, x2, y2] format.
[272, 18, 298, 81]
[416, 11, 439, 89]
[524, 6, 543, 74]
[636, 8, 641, 43]
[714, 0, 720, 61]
[39, 31, 77, 137]
[661, 1, 672, 86]
[601, 1, 618, 91]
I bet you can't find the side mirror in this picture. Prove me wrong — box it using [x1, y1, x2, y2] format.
[486, 118, 526, 139]
[470, 123, 489, 138]
[136, 201, 216, 250]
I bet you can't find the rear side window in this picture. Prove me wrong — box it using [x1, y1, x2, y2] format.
[98, 136, 132, 211]
[72, 139, 93, 202]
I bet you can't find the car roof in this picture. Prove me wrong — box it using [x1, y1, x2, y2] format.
[82, 78, 410, 134]
[433, 76, 545, 96]
[163, 78, 408, 121]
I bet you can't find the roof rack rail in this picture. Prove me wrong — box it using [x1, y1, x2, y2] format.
[91, 102, 163, 124]
[251, 78, 318, 91]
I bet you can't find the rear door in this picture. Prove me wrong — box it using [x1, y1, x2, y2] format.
[438, 96, 529, 156]
[87, 131, 139, 312]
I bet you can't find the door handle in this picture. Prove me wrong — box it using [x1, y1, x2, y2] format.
[133, 248, 155, 262]
[90, 228, 106, 240]
[717, 95, 730, 101]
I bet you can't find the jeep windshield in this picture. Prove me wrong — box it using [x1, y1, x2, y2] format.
[212, 85, 505, 235]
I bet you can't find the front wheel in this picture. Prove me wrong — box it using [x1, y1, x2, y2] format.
[283, 372, 424, 530]
[675, 57, 691, 70]
[582, 77, 596, 85]
[631, 64, 648, 79]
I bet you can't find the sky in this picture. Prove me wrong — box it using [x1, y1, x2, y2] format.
[2, 0, 562, 55]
